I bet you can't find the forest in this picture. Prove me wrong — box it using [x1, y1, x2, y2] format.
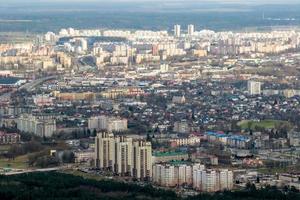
[0, 172, 299, 200]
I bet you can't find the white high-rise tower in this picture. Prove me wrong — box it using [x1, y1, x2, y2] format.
[188, 24, 195, 35]
[174, 24, 181, 37]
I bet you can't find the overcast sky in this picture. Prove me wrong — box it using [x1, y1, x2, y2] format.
[1, 0, 300, 4]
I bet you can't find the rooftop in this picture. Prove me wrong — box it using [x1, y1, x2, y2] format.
[0, 77, 20, 85]
[153, 151, 188, 157]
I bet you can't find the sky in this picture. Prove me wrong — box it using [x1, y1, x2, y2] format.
[0, 0, 299, 32]
[1, 0, 300, 4]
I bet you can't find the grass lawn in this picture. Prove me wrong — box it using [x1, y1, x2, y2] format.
[62, 169, 106, 181]
[0, 145, 11, 154]
[238, 120, 291, 130]
[0, 155, 29, 169]
[257, 167, 288, 174]
[257, 165, 300, 174]
[0, 145, 11, 151]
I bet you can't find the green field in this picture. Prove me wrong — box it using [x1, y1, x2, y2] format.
[257, 164, 300, 174]
[0, 145, 10, 153]
[63, 169, 105, 181]
[238, 120, 291, 130]
[0, 155, 29, 169]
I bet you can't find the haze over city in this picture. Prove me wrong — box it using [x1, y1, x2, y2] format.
[0, 0, 300, 200]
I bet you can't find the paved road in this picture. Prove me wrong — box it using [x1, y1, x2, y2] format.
[19, 75, 58, 92]
[0, 75, 58, 102]
[3, 167, 61, 176]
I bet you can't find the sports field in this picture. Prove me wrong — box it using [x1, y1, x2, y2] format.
[238, 120, 291, 130]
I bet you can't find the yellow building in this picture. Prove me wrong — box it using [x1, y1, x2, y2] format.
[53, 91, 96, 101]
[101, 87, 145, 99]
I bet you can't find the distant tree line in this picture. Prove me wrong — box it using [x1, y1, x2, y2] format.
[4, 140, 44, 160]
[2, 140, 74, 168]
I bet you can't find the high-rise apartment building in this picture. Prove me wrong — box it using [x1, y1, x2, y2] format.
[132, 141, 152, 180]
[218, 169, 234, 191]
[88, 115, 108, 130]
[202, 169, 217, 192]
[115, 136, 133, 176]
[154, 163, 233, 191]
[174, 25, 181, 37]
[188, 24, 195, 36]
[17, 114, 56, 138]
[88, 115, 127, 132]
[247, 80, 262, 95]
[153, 163, 205, 187]
[107, 118, 128, 132]
[95, 132, 152, 180]
[57, 52, 72, 68]
[95, 132, 116, 171]
[193, 168, 233, 192]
